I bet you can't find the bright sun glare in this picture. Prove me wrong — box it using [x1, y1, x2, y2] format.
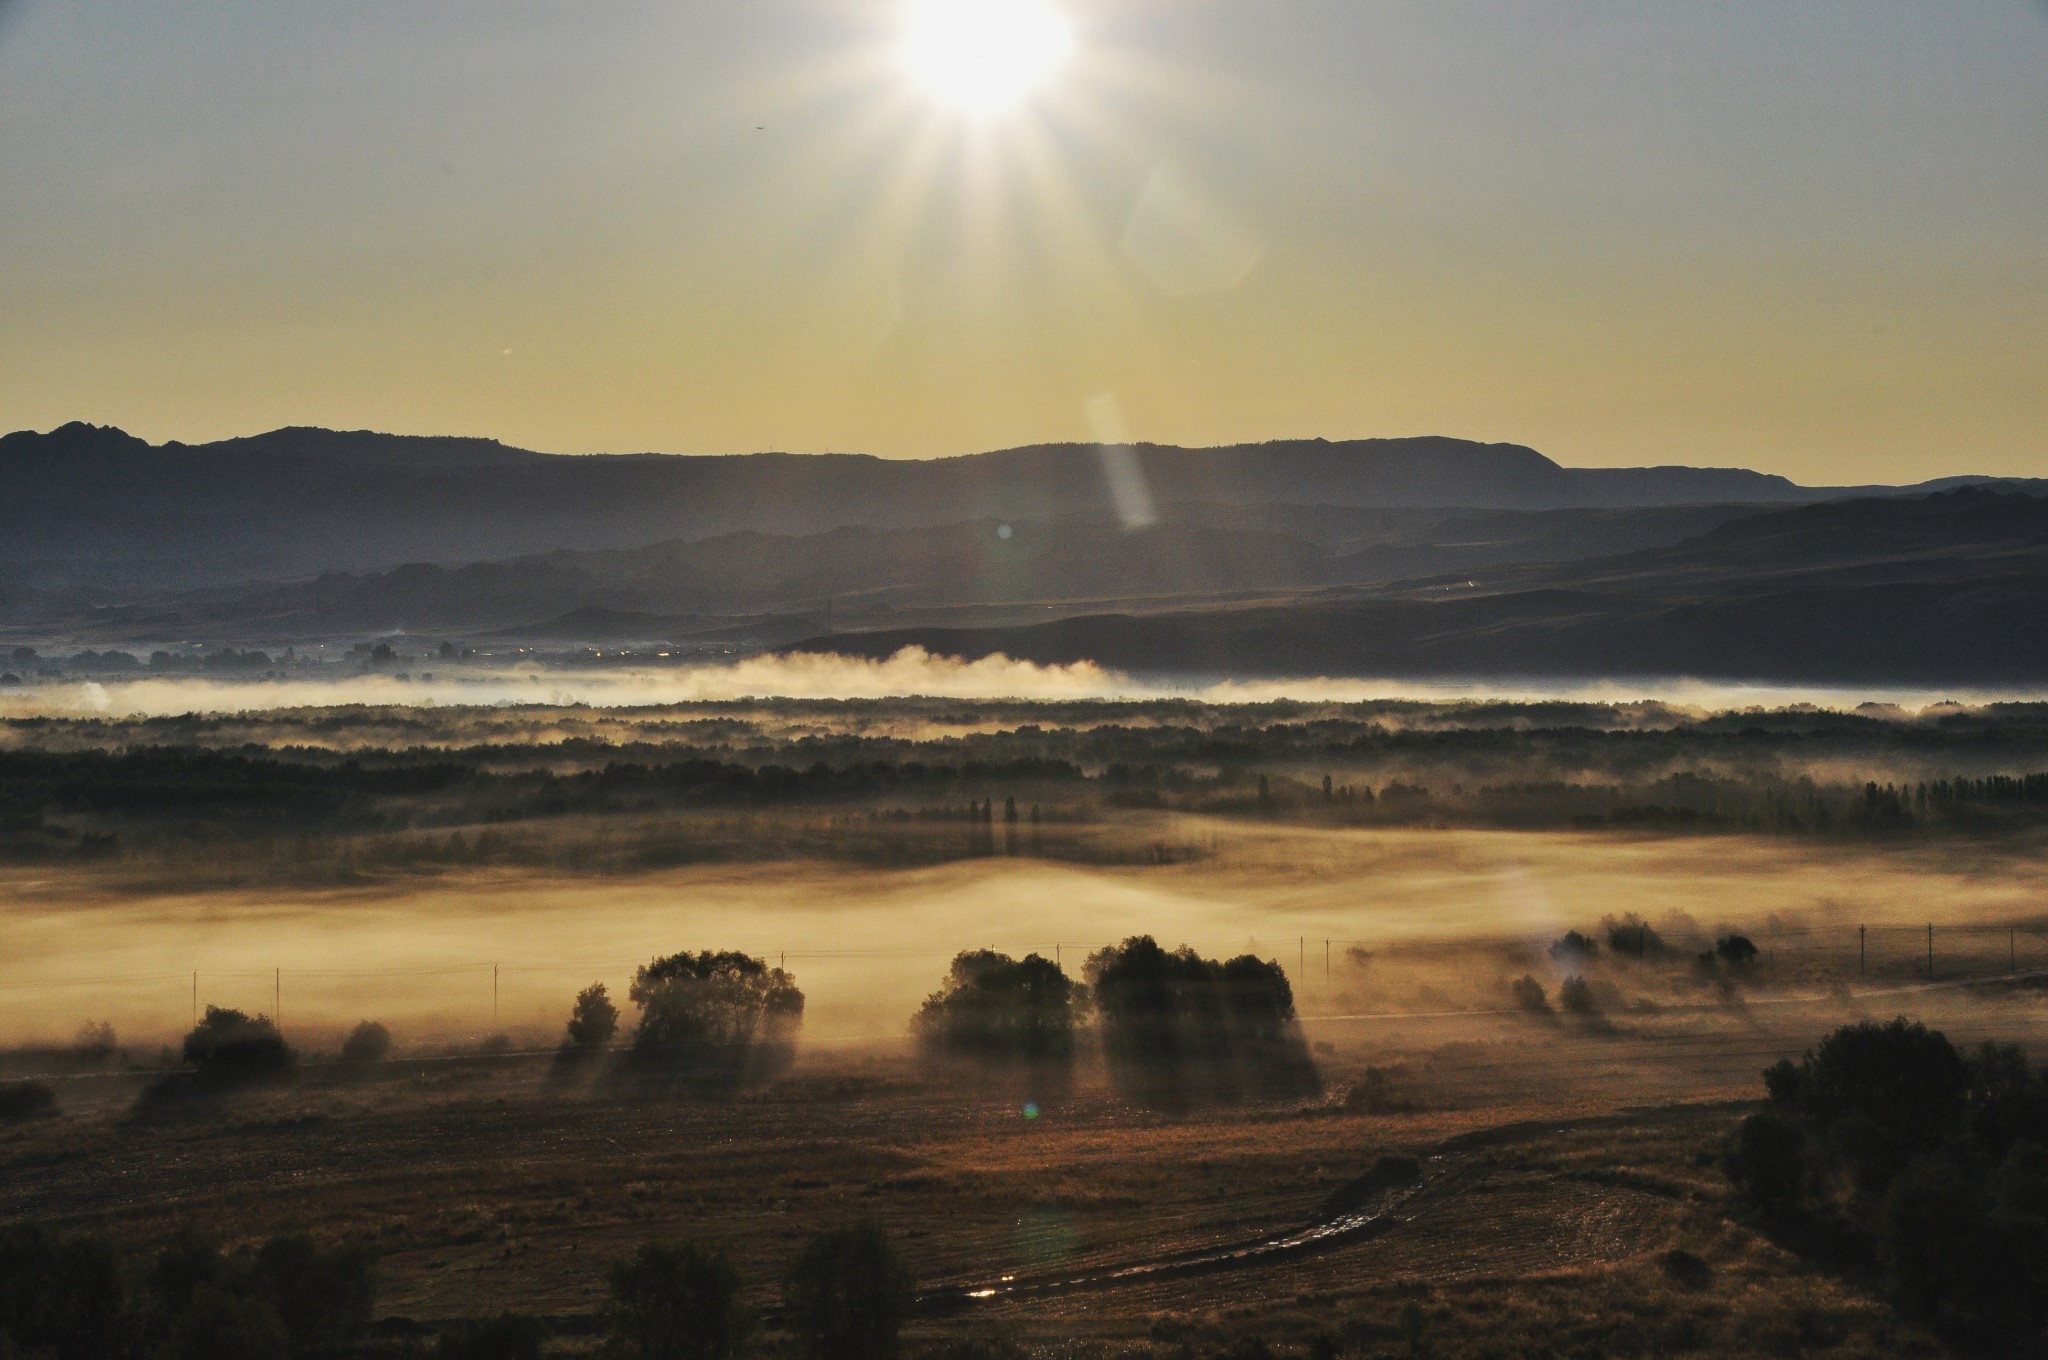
[902, 0, 1074, 115]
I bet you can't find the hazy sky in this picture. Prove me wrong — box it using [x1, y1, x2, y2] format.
[2, 1, 2043, 482]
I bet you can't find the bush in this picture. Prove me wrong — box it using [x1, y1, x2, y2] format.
[339, 1020, 392, 1064]
[1547, 931, 1599, 964]
[181, 1007, 297, 1091]
[159, 1286, 290, 1360]
[1601, 913, 1664, 958]
[245, 1232, 378, 1353]
[601, 1241, 750, 1360]
[914, 951, 1080, 1065]
[1723, 1110, 1813, 1214]
[0, 1224, 129, 1358]
[1730, 1019, 2048, 1349]
[784, 1222, 916, 1360]
[1715, 935, 1760, 970]
[1773, 1018, 1971, 1183]
[0, 1081, 55, 1123]
[1508, 975, 1550, 1014]
[1557, 975, 1599, 1016]
[1880, 1154, 1986, 1321]
[566, 983, 620, 1051]
[437, 1312, 550, 1360]
[73, 1020, 116, 1064]
[1659, 1249, 1713, 1290]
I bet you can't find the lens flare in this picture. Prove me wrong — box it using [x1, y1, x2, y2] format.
[902, 0, 1074, 116]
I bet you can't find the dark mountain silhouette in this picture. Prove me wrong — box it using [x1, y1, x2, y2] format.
[5, 422, 2006, 598]
[73, 504, 1765, 639]
[795, 489, 2048, 685]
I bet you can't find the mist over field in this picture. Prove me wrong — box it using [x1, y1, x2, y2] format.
[6, 820, 2046, 1052]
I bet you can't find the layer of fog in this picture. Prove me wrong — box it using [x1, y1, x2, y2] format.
[6, 826, 2044, 1053]
[2, 647, 2041, 721]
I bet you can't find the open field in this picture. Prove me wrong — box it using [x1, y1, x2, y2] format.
[11, 977, 2047, 1355]
[10, 697, 2048, 1355]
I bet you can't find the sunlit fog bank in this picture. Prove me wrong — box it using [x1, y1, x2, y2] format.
[0, 647, 2039, 719]
[4, 828, 2045, 1054]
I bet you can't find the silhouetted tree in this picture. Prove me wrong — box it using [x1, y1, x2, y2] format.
[1715, 935, 1761, 971]
[180, 1007, 297, 1091]
[1601, 913, 1664, 959]
[783, 1222, 915, 1360]
[567, 983, 620, 1051]
[1557, 976, 1599, 1016]
[628, 952, 804, 1085]
[73, 1020, 116, 1064]
[601, 1242, 750, 1360]
[1086, 936, 1317, 1107]
[914, 951, 1079, 1065]
[1547, 931, 1599, 964]
[339, 1021, 391, 1064]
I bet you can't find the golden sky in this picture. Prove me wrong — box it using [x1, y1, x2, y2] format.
[1, 1, 2042, 484]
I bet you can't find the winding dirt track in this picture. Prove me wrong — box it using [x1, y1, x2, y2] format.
[922, 1155, 1478, 1311]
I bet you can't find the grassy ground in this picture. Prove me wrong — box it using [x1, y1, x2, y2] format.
[12, 986, 2044, 1356]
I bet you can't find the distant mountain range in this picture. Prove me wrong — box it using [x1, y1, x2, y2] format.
[799, 488, 2048, 686]
[5, 421, 2046, 683]
[5, 422, 2032, 592]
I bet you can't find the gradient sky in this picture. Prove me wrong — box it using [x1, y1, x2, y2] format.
[2, 1, 2043, 482]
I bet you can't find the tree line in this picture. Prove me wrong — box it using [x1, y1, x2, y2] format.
[0, 1214, 921, 1360]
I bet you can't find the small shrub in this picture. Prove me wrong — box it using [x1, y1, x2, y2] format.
[436, 1312, 550, 1360]
[1557, 975, 1599, 1016]
[1602, 913, 1665, 958]
[181, 1007, 296, 1091]
[784, 1221, 916, 1360]
[1659, 1249, 1713, 1290]
[0, 1224, 128, 1358]
[602, 1241, 750, 1360]
[246, 1233, 378, 1353]
[73, 1020, 116, 1065]
[339, 1021, 392, 1064]
[1715, 935, 1761, 970]
[159, 1287, 290, 1360]
[1547, 931, 1599, 964]
[0, 1081, 55, 1123]
[1509, 975, 1550, 1014]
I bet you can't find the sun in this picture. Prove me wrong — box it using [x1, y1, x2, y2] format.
[901, 0, 1075, 116]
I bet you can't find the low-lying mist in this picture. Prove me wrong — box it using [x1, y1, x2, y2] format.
[2, 646, 2040, 720]
[4, 826, 2044, 1056]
